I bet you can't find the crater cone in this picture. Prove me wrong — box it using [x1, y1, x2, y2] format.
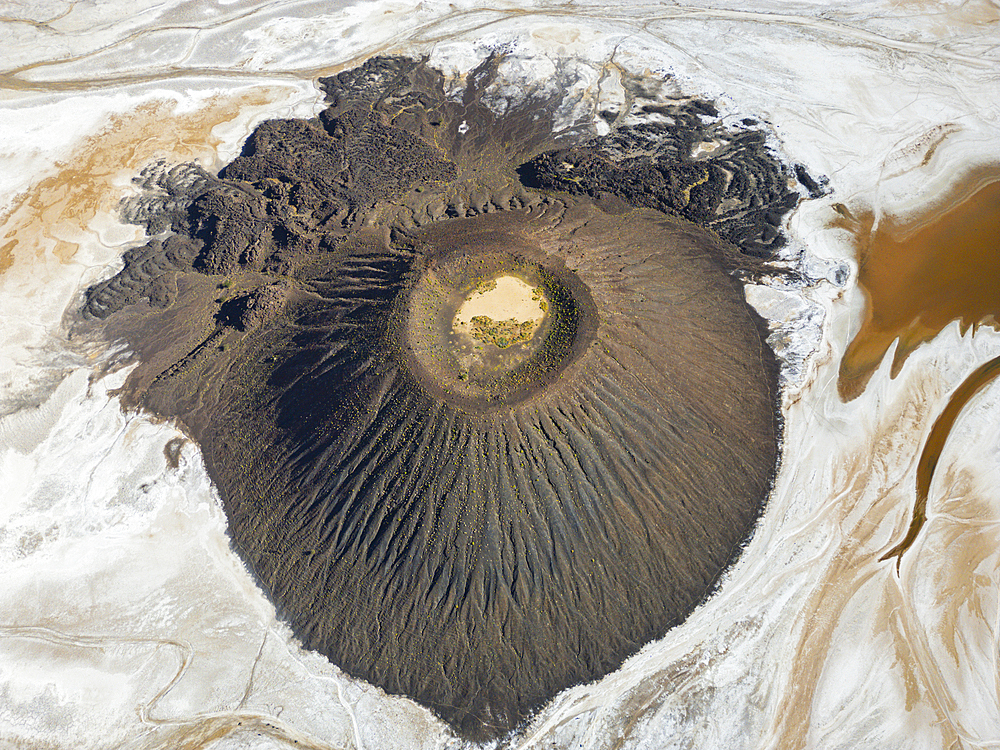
[206, 203, 779, 739]
[81, 54, 802, 742]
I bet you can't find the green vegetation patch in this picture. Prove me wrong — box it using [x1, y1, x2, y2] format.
[469, 315, 536, 348]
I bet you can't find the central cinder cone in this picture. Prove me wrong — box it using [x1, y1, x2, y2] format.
[210, 202, 779, 740]
[403, 238, 595, 411]
[85, 54, 802, 742]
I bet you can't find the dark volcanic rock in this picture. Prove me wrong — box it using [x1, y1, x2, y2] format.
[83, 233, 202, 318]
[216, 283, 288, 331]
[520, 113, 800, 258]
[80, 54, 812, 741]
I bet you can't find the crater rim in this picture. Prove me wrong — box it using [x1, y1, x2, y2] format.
[399, 244, 599, 413]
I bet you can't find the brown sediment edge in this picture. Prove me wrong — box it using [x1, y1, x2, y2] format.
[836, 168, 1000, 402]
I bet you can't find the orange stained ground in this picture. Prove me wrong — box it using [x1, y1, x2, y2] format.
[0, 90, 288, 276]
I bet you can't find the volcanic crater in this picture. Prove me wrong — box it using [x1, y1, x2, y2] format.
[81, 54, 809, 740]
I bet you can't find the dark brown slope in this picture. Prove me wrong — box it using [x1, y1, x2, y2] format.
[78, 55, 805, 741]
